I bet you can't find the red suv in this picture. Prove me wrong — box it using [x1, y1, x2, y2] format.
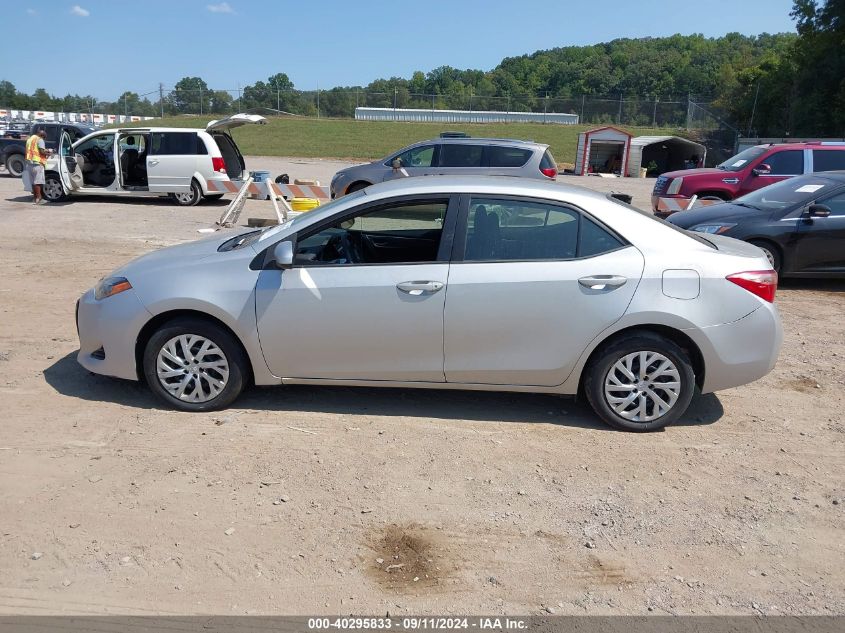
[652, 142, 845, 212]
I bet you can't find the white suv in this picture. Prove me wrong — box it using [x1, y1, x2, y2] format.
[43, 113, 265, 206]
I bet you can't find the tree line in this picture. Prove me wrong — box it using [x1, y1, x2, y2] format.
[1, 0, 841, 136]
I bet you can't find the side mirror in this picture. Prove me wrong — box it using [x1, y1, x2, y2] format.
[752, 163, 772, 176]
[272, 240, 294, 269]
[808, 203, 831, 218]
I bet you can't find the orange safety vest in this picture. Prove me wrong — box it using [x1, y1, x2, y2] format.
[25, 135, 46, 165]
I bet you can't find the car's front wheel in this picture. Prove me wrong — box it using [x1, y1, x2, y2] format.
[142, 317, 248, 411]
[584, 333, 696, 431]
[43, 174, 67, 202]
[170, 180, 202, 206]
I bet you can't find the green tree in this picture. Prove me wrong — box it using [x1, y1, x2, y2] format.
[171, 77, 211, 114]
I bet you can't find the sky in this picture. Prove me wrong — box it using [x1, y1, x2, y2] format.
[1, 0, 798, 100]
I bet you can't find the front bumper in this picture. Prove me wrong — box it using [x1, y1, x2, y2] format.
[690, 303, 783, 394]
[76, 287, 152, 380]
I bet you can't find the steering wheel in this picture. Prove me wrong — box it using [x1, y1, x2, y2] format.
[339, 232, 363, 264]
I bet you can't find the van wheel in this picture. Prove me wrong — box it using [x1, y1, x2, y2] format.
[43, 174, 67, 202]
[6, 154, 25, 177]
[170, 180, 202, 206]
[143, 317, 248, 412]
[584, 333, 696, 432]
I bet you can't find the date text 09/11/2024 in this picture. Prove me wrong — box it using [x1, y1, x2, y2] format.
[307, 617, 529, 630]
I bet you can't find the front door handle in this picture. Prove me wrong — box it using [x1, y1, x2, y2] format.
[397, 280, 444, 296]
[578, 275, 628, 290]
[148, 159, 159, 166]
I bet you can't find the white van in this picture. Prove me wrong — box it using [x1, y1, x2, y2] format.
[43, 114, 266, 206]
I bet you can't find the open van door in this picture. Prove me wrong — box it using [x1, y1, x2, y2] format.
[205, 113, 267, 132]
[57, 131, 79, 193]
[206, 113, 267, 181]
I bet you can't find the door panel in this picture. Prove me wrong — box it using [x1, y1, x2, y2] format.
[255, 264, 448, 381]
[792, 192, 845, 272]
[444, 248, 644, 386]
[147, 132, 197, 192]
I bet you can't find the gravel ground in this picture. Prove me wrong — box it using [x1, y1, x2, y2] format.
[0, 160, 842, 616]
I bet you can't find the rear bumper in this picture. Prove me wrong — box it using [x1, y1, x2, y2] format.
[76, 287, 151, 380]
[690, 303, 783, 394]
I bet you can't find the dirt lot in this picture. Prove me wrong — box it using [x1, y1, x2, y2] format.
[0, 160, 843, 616]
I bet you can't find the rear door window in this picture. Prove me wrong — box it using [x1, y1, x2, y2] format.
[150, 132, 200, 155]
[487, 146, 532, 167]
[812, 150, 845, 172]
[764, 150, 803, 175]
[439, 144, 483, 167]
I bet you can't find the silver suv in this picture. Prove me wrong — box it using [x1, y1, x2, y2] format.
[330, 134, 558, 198]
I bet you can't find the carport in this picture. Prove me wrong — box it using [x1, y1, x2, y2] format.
[574, 126, 632, 176]
[627, 136, 707, 178]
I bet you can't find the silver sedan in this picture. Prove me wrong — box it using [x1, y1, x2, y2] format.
[76, 176, 782, 431]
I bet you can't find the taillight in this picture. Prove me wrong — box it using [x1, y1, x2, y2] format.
[212, 157, 226, 173]
[726, 270, 778, 303]
[540, 167, 557, 178]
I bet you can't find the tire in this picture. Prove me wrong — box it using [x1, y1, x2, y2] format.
[584, 333, 696, 432]
[748, 239, 782, 273]
[43, 174, 67, 202]
[203, 193, 225, 202]
[170, 180, 202, 206]
[142, 317, 248, 412]
[345, 181, 370, 194]
[6, 154, 25, 178]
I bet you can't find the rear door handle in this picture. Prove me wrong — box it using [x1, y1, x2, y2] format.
[397, 280, 444, 296]
[578, 275, 628, 290]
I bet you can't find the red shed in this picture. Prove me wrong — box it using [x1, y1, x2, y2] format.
[574, 126, 633, 176]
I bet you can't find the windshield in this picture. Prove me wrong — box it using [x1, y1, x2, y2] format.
[733, 175, 837, 211]
[717, 146, 767, 172]
[255, 189, 367, 244]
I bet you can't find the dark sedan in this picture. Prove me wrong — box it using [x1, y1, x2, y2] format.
[668, 172, 845, 277]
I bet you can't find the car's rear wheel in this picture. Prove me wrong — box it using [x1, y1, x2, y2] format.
[43, 174, 67, 202]
[584, 333, 695, 431]
[6, 154, 25, 178]
[170, 180, 202, 206]
[748, 239, 782, 273]
[143, 317, 248, 411]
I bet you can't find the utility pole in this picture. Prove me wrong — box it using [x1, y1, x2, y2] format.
[506, 92, 510, 114]
[685, 92, 692, 130]
[393, 86, 397, 120]
[159, 83, 164, 118]
[580, 94, 585, 124]
[199, 87, 203, 115]
[652, 96, 658, 127]
[236, 83, 241, 112]
[617, 93, 623, 125]
[317, 82, 321, 119]
[277, 87, 280, 112]
[747, 82, 761, 137]
[469, 87, 473, 114]
[544, 92, 549, 124]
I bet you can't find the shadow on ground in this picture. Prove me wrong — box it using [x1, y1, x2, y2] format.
[44, 352, 724, 431]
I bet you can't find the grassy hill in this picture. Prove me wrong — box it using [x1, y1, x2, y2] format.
[114, 116, 681, 164]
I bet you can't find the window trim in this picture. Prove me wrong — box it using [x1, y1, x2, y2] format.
[258, 193, 460, 269]
[450, 193, 631, 264]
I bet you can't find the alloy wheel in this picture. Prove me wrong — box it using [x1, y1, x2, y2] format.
[43, 178, 64, 201]
[603, 351, 681, 422]
[156, 334, 230, 403]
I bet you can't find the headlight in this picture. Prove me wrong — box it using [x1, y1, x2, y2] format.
[689, 223, 737, 235]
[95, 276, 132, 300]
[667, 177, 684, 195]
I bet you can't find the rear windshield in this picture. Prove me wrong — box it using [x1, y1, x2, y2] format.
[717, 146, 767, 172]
[605, 194, 717, 249]
[488, 146, 532, 167]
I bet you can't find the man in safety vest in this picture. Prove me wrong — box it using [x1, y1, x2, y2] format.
[25, 129, 51, 204]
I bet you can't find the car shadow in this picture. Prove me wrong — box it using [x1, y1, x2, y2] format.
[44, 352, 724, 431]
[779, 278, 845, 293]
[3, 195, 229, 208]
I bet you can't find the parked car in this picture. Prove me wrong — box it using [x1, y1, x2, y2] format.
[42, 113, 266, 206]
[76, 176, 782, 431]
[0, 121, 94, 177]
[667, 171, 845, 277]
[652, 142, 845, 210]
[329, 134, 558, 198]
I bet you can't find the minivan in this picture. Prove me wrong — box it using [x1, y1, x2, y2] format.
[43, 114, 266, 206]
